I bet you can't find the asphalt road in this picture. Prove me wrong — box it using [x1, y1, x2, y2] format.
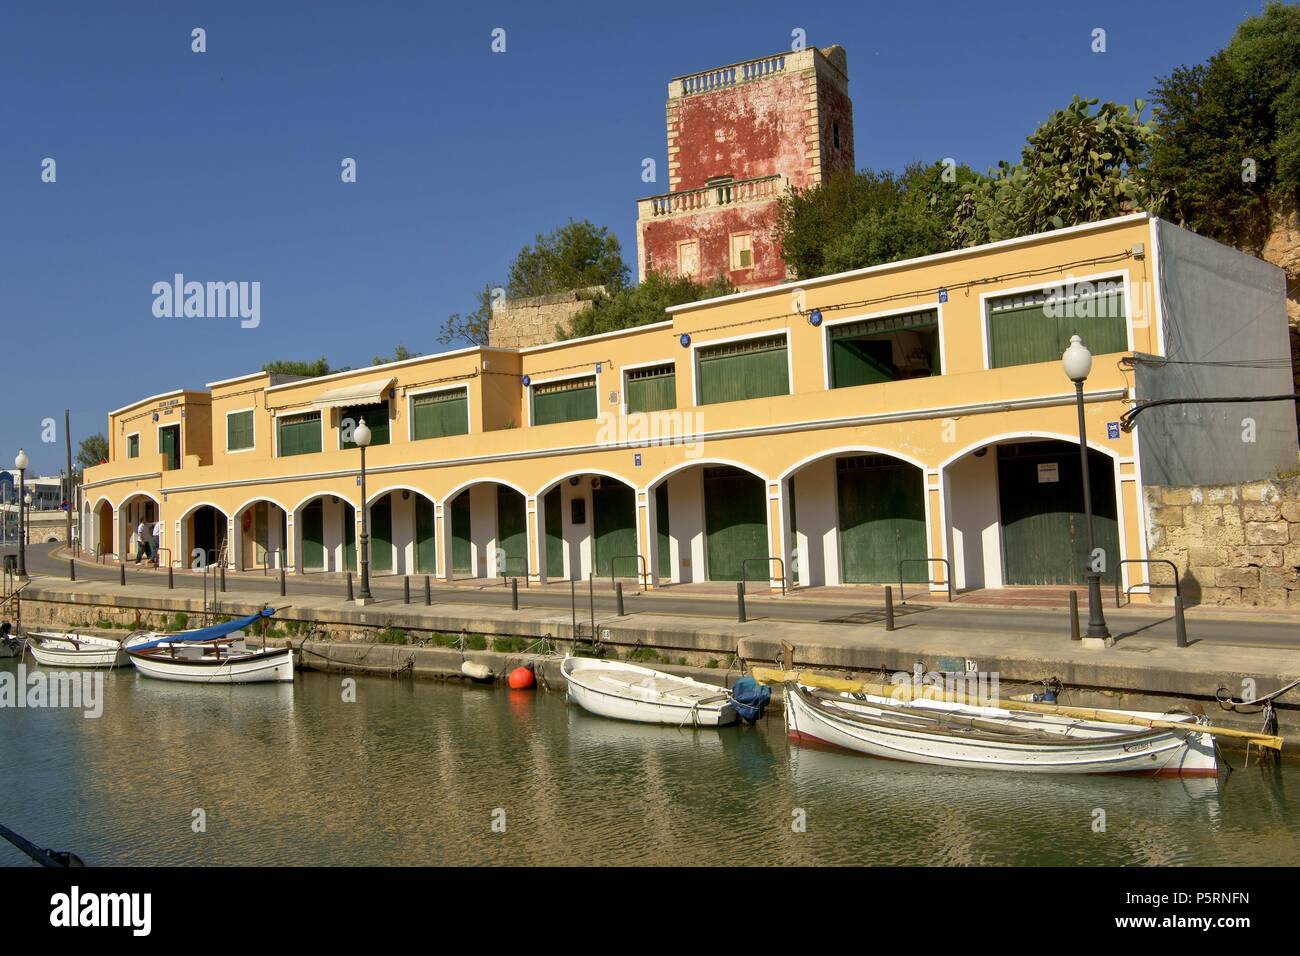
[22, 543, 1300, 650]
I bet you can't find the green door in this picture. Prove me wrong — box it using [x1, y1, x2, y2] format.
[543, 487, 564, 580]
[158, 425, 180, 471]
[415, 497, 436, 574]
[343, 504, 356, 572]
[370, 496, 393, 573]
[703, 466, 767, 582]
[496, 486, 527, 577]
[836, 456, 927, 583]
[655, 482, 671, 582]
[998, 442, 1120, 586]
[451, 492, 471, 575]
[593, 482, 637, 578]
[301, 500, 324, 570]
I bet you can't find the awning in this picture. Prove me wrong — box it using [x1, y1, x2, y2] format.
[308, 378, 393, 411]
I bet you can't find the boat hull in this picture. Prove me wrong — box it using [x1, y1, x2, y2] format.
[127, 647, 295, 684]
[562, 657, 737, 727]
[785, 686, 1217, 776]
[26, 634, 129, 668]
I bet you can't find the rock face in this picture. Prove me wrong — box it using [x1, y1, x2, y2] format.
[1145, 477, 1300, 607]
[1260, 209, 1300, 420]
[486, 287, 604, 349]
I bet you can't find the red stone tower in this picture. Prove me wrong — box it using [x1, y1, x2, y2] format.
[635, 45, 854, 291]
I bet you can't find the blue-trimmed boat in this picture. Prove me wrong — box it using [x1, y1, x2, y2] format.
[124, 608, 294, 684]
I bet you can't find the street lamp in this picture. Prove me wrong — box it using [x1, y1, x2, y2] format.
[14, 449, 28, 580]
[354, 418, 373, 604]
[1062, 335, 1112, 646]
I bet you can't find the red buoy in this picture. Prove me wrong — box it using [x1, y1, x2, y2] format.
[508, 665, 535, 690]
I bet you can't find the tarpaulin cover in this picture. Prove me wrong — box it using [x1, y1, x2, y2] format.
[128, 607, 275, 652]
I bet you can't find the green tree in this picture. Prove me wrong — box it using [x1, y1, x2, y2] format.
[775, 162, 978, 279]
[506, 219, 629, 297]
[76, 434, 109, 470]
[560, 271, 734, 340]
[951, 97, 1158, 248]
[262, 357, 332, 378]
[1149, 2, 1300, 252]
[372, 345, 415, 366]
[439, 284, 498, 347]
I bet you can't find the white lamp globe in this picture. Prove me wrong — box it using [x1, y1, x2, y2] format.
[353, 418, 372, 448]
[1062, 334, 1093, 383]
[15, 448, 28, 470]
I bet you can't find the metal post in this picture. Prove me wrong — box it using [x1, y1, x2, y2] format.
[1069, 590, 1081, 641]
[64, 409, 73, 554]
[219, 562, 226, 592]
[168, 564, 174, 590]
[279, 566, 286, 597]
[511, 577, 519, 611]
[1074, 380, 1111, 641]
[69, 559, 75, 582]
[119, 561, 125, 586]
[346, 572, 354, 601]
[588, 573, 595, 641]
[424, 575, 431, 605]
[570, 577, 577, 638]
[616, 581, 624, 617]
[16, 466, 26, 580]
[736, 582, 747, 623]
[1174, 594, 1188, 648]
[884, 586, 895, 631]
[357, 445, 371, 602]
[403, 575, 410, 604]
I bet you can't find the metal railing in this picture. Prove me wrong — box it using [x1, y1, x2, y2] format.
[898, 558, 954, 604]
[609, 554, 648, 593]
[740, 556, 787, 596]
[498, 555, 532, 588]
[1114, 558, 1180, 607]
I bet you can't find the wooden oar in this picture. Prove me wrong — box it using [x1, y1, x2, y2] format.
[752, 667, 1283, 751]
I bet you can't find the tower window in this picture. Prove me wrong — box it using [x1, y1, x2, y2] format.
[730, 233, 753, 270]
[677, 239, 699, 278]
[832, 121, 841, 151]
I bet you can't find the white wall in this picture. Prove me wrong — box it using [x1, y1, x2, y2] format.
[469, 483, 496, 578]
[790, 459, 840, 587]
[945, 450, 1003, 591]
[665, 469, 704, 584]
[559, 478, 594, 580]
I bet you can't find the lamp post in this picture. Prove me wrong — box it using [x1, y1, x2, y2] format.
[1062, 335, 1112, 646]
[15, 449, 28, 580]
[354, 418, 373, 604]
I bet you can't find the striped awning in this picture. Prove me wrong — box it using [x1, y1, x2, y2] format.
[308, 378, 393, 411]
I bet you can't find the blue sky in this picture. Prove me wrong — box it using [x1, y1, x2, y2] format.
[0, 0, 1267, 475]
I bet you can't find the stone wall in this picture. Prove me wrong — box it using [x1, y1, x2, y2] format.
[486, 287, 603, 349]
[1145, 477, 1300, 607]
[1260, 209, 1299, 430]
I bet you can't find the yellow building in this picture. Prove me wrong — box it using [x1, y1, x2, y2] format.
[81, 213, 1297, 597]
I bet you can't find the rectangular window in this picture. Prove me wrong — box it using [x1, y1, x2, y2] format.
[127, 434, 139, 459]
[730, 233, 753, 270]
[532, 376, 597, 426]
[696, 334, 789, 406]
[158, 425, 180, 471]
[277, 411, 322, 457]
[677, 239, 699, 278]
[829, 310, 941, 388]
[226, 410, 254, 451]
[624, 364, 676, 414]
[339, 403, 390, 448]
[987, 279, 1127, 369]
[411, 388, 469, 440]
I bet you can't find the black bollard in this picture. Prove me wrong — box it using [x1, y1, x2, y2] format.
[616, 581, 625, 617]
[120, 562, 126, 586]
[403, 576, 410, 604]
[424, 575, 431, 606]
[168, 565, 174, 590]
[511, 577, 519, 611]
[279, 566, 286, 597]
[884, 586, 895, 631]
[1069, 591, 1081, 641]
[736, 581, 747, 623]
[346, 572, 354, 601]
[69, 559, 75, 582]
[1174, 594, 1187, 648]
[219, 563, 226, 592]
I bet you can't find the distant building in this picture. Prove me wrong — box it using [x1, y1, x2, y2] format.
[635, 45, 854, 290]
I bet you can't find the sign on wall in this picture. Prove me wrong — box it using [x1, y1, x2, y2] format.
[1037, 462, 1060, 484]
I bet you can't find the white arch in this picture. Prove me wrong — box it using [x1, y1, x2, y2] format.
[114, 490, 162, 510]
[937, 430, 1119, 471]
[533, 468, 636, 500]
[777, 444, 929, 481]
[365, 484, 436, 507]
[91, 495, 114, 513]
[232, 494, 291, 518]
[174, 499, 230, 523]
[643, 457, 769, 492]
[289, 490, 359, 516]
[439, 476, 531, 505]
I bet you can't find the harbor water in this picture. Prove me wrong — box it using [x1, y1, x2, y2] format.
[2, 664, 1297, 866]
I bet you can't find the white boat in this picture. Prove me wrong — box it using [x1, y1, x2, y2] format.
[784, 684, 1218, 777]
[26, 632, 129, 668]
[562, 655, 736, 727]
[124, 608, 294, 685]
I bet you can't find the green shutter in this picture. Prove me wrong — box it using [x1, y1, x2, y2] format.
[496, 487, 527, 577]
[593, 482, 637, 578]
[697, 335, 789, 405]
[532, 376, 597, 425]
[544, 487, 564, 579]
[836, 456, 927, 583]
[451, 492, 471, 575]
[415, 496, 436, 573]
[158, 425, 180, 470]
[127, 434, 139, 459]
[301, 500, 324, 570]
[226, 410, 254, 451]
[655, 482, 670, 580]
[411, 388, 469, 440]
[829, 311, 940, 388]
[625, 365, 676, 413]
[340, 402, 389, 448]
[703, 466, 768, 581]
[370, 495, 392, 573]
[278, 412, 322, 457]
[988, 281, 1127, 368]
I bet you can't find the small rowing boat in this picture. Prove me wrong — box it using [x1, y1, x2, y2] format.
[562, 655, 737, 726]
[26, 632, 129, 668]
[124, 608, 294, 684]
